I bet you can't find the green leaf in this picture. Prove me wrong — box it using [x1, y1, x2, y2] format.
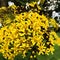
[53, 45, 60, 59]
[14, 54, 24, 60]
[37, 55, 49, 60]
[57, 32, 60, 37]
[0, 53, 6, 60]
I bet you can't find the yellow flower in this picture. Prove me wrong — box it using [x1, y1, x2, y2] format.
[38, 43, 46, 55]
[0, 9, 59, 60]
[30, 55, 33, 58]
[55, 38, 60, 46]
[29, 2, 37, 7]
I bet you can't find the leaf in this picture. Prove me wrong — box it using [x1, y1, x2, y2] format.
[0, 53, 6, 60]
[14, 54, 24, 60]
[37, 55, 49, 60]
[53, 45, 60, 59]
[57, 32, 60, 37]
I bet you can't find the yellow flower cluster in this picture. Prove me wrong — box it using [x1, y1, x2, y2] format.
[0, 11, 59, 60]
[49, 18, 58, 30]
